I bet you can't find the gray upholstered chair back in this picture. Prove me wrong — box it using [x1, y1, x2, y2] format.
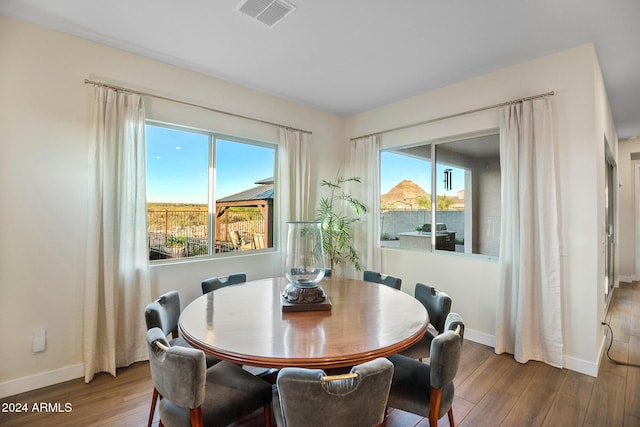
[429, 330, 462, 390]
[363, 270, 402, 290]
[146, 327, 206, 410]
[144, 290, 181, 337]
[274, 357, 393, 427]
[444, 312, 465, 344]
[415, 283, 451, 333]
[201, 272, 247, 294]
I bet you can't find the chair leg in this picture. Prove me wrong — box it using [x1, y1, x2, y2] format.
[447, 408, 455, 427]
[429, 388, 442, 427]
[148, 387, 159, 427]
[263, 403, 272, 426]
[190, 407, 204, 427]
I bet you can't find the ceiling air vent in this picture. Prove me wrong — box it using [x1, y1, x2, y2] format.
[236, 0, 296, 28]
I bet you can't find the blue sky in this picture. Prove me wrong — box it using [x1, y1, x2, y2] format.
[146, 125, 274, 203]
[146, 125, 462, 203]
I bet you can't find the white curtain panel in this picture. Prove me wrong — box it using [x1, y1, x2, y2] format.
[279, 128, 311, 273]
[83, 86, 151, 382]
[348, 135, 382, 275]
[495, 97, 563, 368]
[280, 127, 311, 222]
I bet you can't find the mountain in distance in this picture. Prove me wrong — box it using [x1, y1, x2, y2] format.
[381, 179, 429, 207]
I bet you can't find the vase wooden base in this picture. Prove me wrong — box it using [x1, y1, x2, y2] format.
[281, 283, 332, 312]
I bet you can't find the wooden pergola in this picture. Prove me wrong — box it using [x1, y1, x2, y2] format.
[215, 179, 274, 250]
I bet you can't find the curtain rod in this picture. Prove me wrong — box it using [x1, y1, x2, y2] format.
[350, 90, 554, 141]
[84, 78, 312, 135]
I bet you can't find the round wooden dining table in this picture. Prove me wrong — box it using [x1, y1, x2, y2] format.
[179, 276, 428, 370]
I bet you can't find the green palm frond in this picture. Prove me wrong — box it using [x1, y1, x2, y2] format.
[315, 172, 367, 273]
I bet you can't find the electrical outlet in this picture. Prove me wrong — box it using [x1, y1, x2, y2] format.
[33, 328, 46, 353]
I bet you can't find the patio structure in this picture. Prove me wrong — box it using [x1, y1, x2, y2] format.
[215, 177, 274, 250]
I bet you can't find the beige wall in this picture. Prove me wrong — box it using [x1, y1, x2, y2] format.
[344, 43, 618, 376]
[0, 16, 344, 397]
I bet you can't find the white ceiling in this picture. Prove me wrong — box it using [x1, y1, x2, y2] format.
[2, 0, 639, 138]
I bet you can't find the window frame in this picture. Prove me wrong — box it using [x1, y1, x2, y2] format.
[146, 120, 278, 263]
[379, 129, 500, 257]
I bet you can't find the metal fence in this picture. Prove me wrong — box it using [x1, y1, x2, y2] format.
[147, 209, 265, 260]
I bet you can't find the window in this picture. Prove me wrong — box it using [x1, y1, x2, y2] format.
[380, 133, 500, 256]
[380, 145, 433, 248]
[146, 123, 276, 261]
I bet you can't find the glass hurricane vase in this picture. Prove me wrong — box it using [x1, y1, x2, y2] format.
[284, 221, 326, 287]
[282, 221, 330, 311]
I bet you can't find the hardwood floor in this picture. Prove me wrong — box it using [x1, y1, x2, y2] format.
[2, 281, 639, 426]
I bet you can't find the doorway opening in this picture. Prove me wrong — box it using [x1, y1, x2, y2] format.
[604, 139, 616, 305]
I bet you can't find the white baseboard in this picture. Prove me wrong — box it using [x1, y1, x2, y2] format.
[465, 328, 496, 348]
[618, 275, 637, 284]
[563, 354, 599, 377]
[0, 364, 84, 399]
[464, 329, 600, 378]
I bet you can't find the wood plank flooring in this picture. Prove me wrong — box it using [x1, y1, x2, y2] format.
[2, 281, 639, 426]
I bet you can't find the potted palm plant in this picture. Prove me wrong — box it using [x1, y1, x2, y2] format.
[314, 174, 367, 275]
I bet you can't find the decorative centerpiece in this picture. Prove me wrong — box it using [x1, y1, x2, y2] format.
[282, 221, 331, 312]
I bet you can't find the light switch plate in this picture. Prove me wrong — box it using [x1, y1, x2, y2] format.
[33, 328, 46, 353]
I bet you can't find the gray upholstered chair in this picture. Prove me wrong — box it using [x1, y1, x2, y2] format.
[444, 312, 465, 345]
[399, 283, 452, 361]
[201, 272, 247, 295]
[363, 270, 402, 290]
[146, 328, 272, 427]
[387, 322, 464, 427]
[144, 291, 221, 367]
[273, 357, 394, 427]
[144, 291, 221, 426]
